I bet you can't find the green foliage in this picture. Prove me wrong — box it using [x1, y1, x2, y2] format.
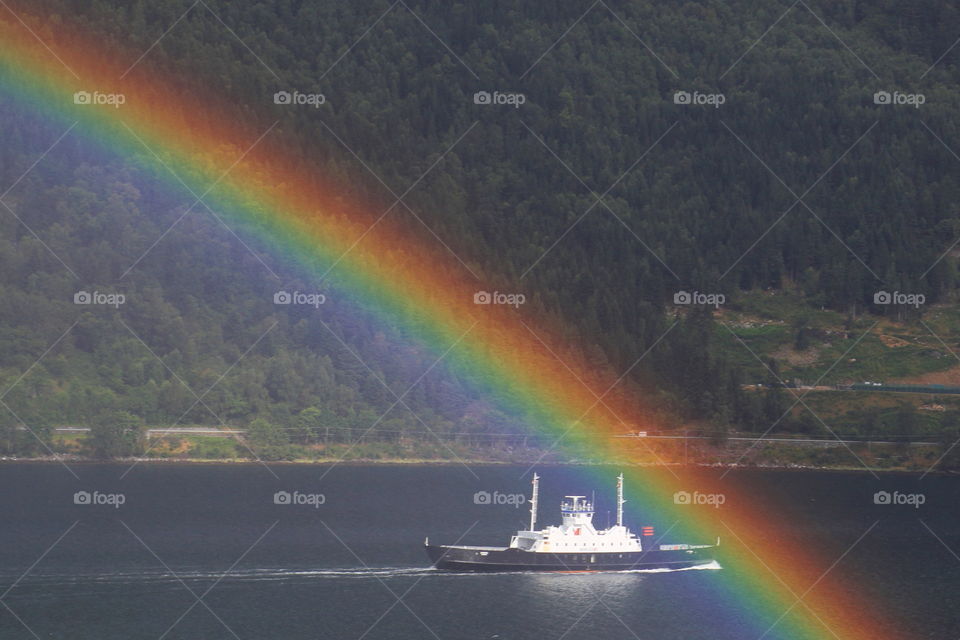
[87, 410, 146, 458]
[2, 0, 960, 460]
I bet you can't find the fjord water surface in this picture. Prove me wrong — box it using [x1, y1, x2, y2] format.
[0, 463, 956, 639]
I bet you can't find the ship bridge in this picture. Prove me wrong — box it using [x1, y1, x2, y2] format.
[560, 496, 594, 528]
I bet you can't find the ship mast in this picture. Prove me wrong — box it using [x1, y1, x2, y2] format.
[529, 473, 539, 531]
[616, 473, 625, 527]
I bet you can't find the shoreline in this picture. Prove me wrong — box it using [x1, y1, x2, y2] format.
[1, 455, 953, 475]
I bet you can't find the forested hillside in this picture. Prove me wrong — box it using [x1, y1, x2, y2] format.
[2, 0, 960, 461]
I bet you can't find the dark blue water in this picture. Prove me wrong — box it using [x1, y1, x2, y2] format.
[0, 463, 956, 639]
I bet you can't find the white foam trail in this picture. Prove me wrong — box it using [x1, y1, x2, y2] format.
[11, 561, 722, 586]
[615, 560, 723, 573]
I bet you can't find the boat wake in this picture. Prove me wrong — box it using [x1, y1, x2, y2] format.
[4, 561, 721, 587]
[612, 560, 723, 573]
[1, 566, 439, 587]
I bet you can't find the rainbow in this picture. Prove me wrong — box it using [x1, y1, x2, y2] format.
[0, 6, 907, 639]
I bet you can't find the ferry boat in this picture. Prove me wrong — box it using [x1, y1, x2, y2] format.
[425, 473, 717, 572]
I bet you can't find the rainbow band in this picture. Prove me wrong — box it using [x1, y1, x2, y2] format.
[0, 7, 904, 639]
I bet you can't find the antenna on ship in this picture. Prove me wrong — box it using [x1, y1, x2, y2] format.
[529, 472, 539, 531]
[616, 472, 625, 527]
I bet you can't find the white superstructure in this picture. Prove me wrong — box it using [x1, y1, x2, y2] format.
[508, 473, 643, 554]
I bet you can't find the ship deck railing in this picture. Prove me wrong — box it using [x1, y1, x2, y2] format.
[442, 545, 509, 551]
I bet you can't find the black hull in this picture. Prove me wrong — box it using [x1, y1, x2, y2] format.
[425, 544, 714, 572]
